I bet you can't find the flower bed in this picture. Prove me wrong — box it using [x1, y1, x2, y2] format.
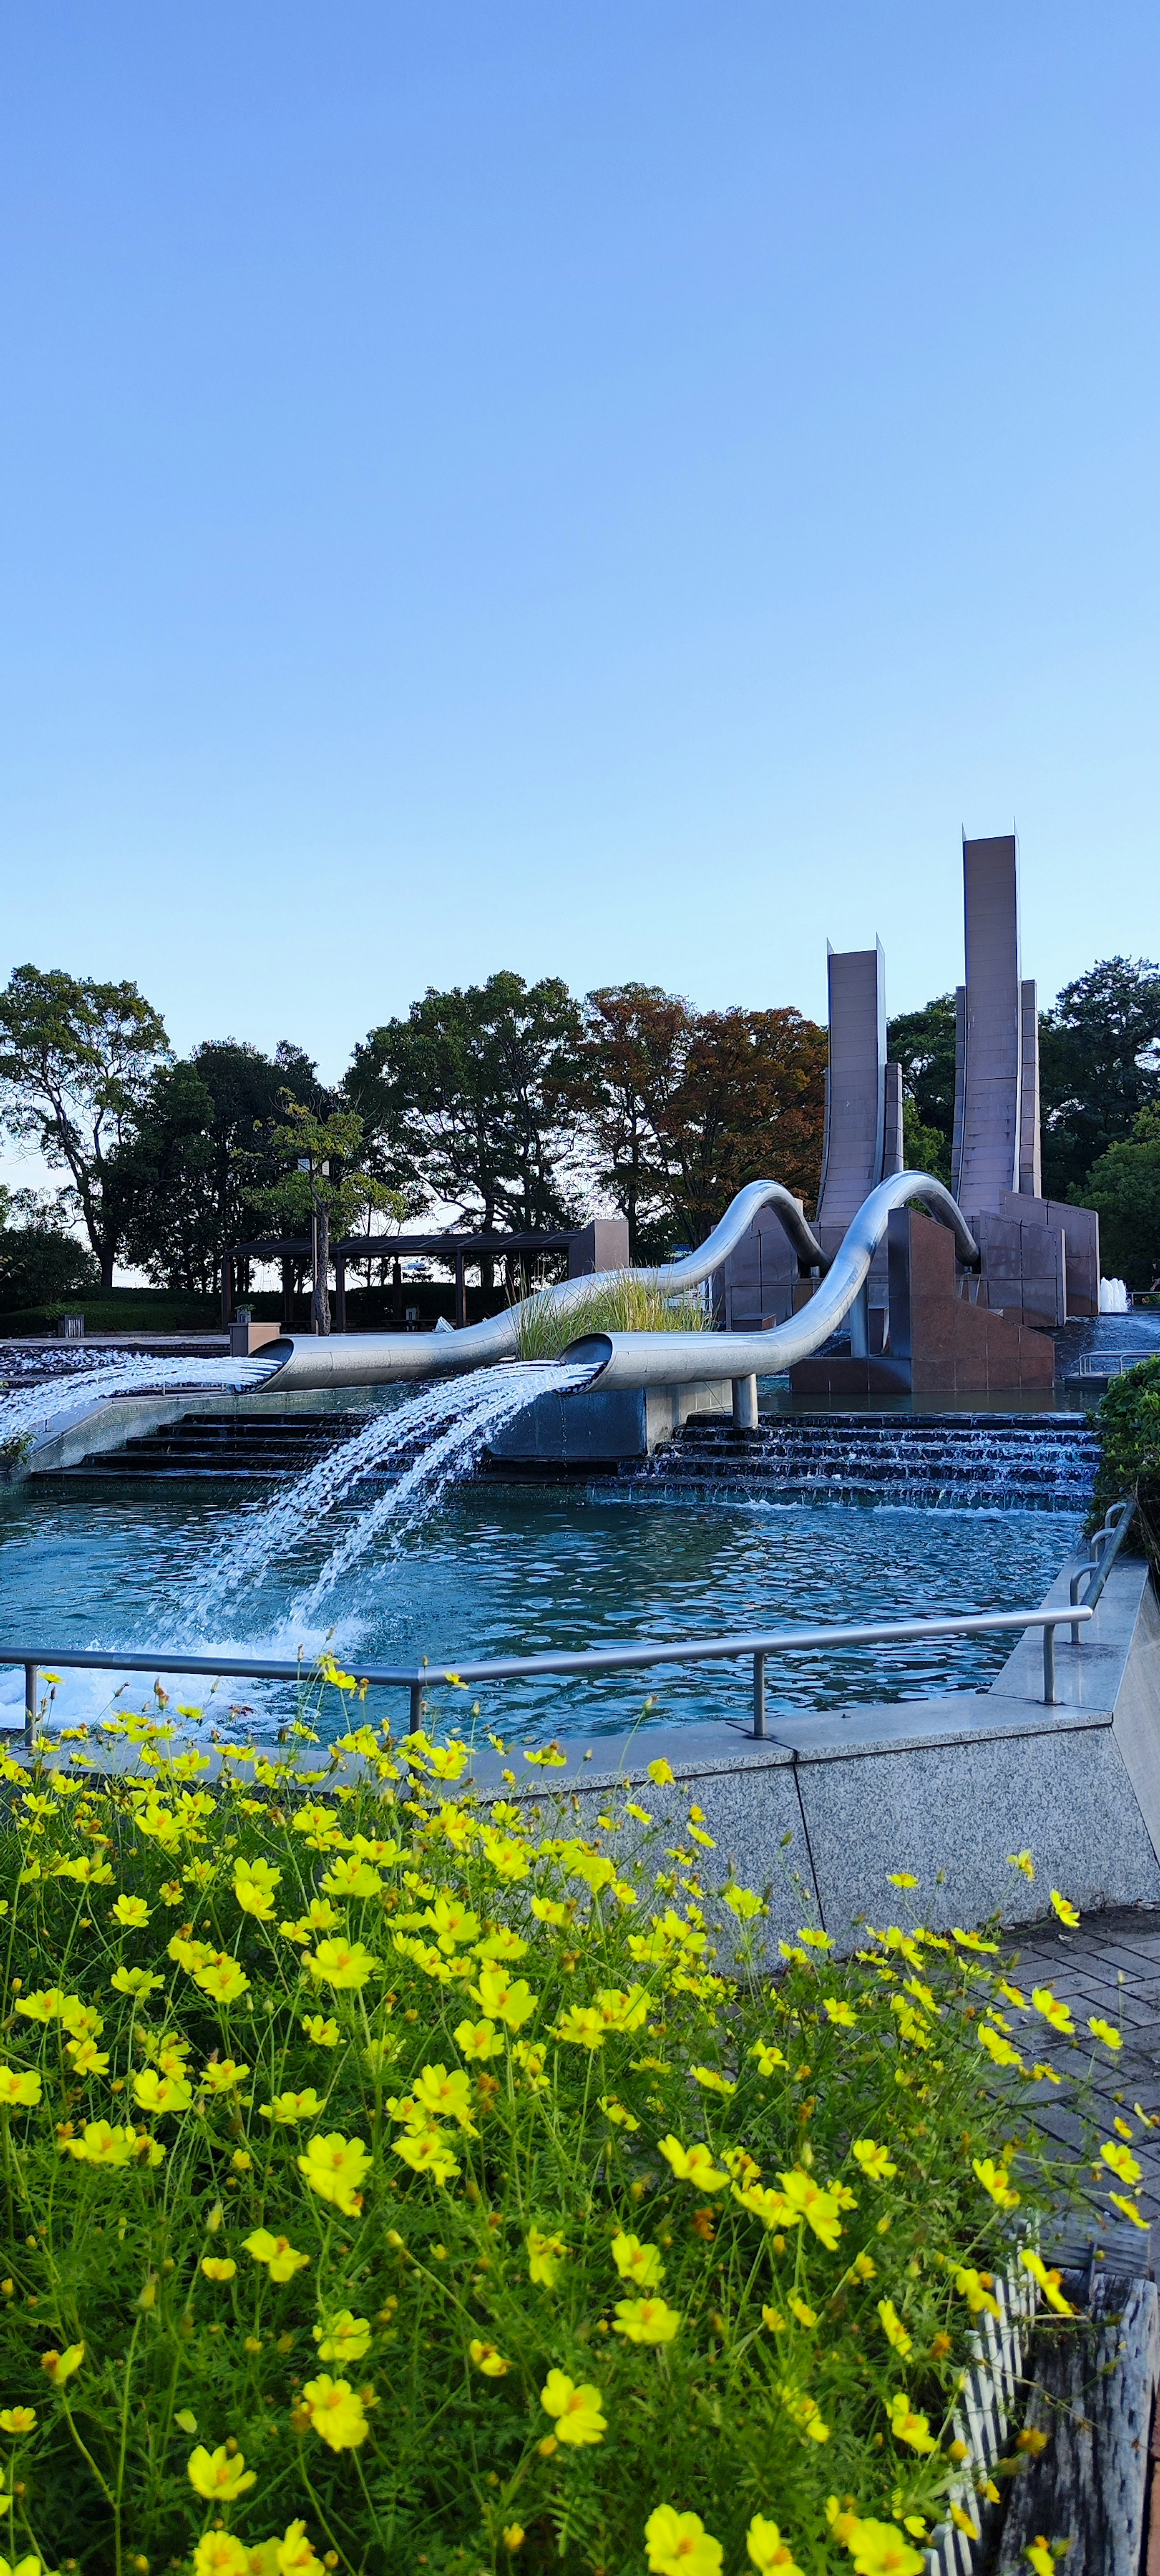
[0, 1692, 1134, 2576]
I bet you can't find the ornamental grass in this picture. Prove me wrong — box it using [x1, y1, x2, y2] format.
[513, 1275, 710, 1361]
[0, 1682, 1127, 2576]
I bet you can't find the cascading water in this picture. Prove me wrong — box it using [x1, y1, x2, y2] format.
[0, 1352, 279, 1447]
[192, 1360, 592, 1620]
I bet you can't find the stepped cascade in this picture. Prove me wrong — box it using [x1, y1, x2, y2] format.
[636, 1411, 1099, 1511]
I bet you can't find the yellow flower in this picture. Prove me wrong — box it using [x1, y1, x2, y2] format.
[823, 1998, 857, 2028]
[194, 1957, 251, 2007]
[320, 1855, 383, 1900]
[233, 1857, 282, 1920]
[411, 2065, 477, 2129]
[886, 1872, 918, 1888]
[110, 1967, 165, 1998]
[259, 2090, 326, 2126]
[187, 2442, 257, 2501]
[301, 2376, 369, 2450]
[612, 2295, 682, 2344]
[201, 2059, 250, 2094]
[1008, 1849, 1035, 1880]
[876, 2298, 912, 2354]
[750, 2041, 787, 2077]
[1049, 1890, 1080, 1928]
[954, 2266, 1001, 2318]
[65, 2122, 139, 2168]
[193, 2542, 248, 2576]
[133, 2068, 192, 2116]
[502, 2529, 525, 2554]
[243, 2231, 310, 2284]
[798, 1927, 833, 1950]
[454, 2015, 506, 2062]
[978, 2025, 1024, 2073]
[1110, 2190, 1150, 2230]
[599, 2095, 640, 2130]
[851, 2138, 896, 2182]
[776, 2166, 846, 2249]
[469, 1967, 536, 2030]
[305, 1938, 378, 1991]
[746, 2518, 806, 2575]
[1099, 2138, 1142, 2185]
[1019, 2249, 1075, 2317]
[300, 2014, 340, 2048]
[539, 2369, 606, 2446]
[886, 2391, 937, 2453]
[644, 2505, 723, 2574]
[1025, 2546, 1058, 2576]
[1030, 1987, 1073, 2035]
[0, 2068, 41, 2109]
[658, 2136, 729, 2192]
[274, 2519, 326, 2576]
[844, 2519, 926, 2575]
[554, 2006, 606, 2049]
[789, 2297, 817, 2328]
[469, 2339, 510, 2377]
[111, 1895, 151, 1927]
[612, 2231, 665, 2287]
[392, 2129, 460, 2184]
[527, 2227, 566, 2287]
[201, 2257, 238, 2282]
[647, 1760, 675, 1786]
[972, 2157, 1020, 2211]
[0, 2407, 36, 2434]
[40, 2342, 84, 2385]
[297, 2132, 371, 2216]
[1089, 2017, 1122, 2050]
[312, 2310, 372, 2364]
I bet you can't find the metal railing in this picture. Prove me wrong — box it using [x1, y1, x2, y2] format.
[1077, 1351, 1150, 1378]
[0, 1601, 1097, 1754]
[1069, 1497, 1138, 1639]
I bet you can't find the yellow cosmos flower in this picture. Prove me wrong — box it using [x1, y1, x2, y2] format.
[972, 2157, 1020, 2211]
[876, 2299, 912, 2355]
[298, 2131, 371, 2216]
[658, 2137, 729, 2192]
[843, 2518, 925, 2576]
[1030, 1987, 1073, 2035]
[823, 1998, 857, 2028]
[1100, 2138, 1142, 2185]
[0, 2068, 41, 2109]
[1049, 1889, 1080, 1928]
[954, 2266, 1001, 2318]
[613, 2296, 682, 2344]
[455, 2017, 505, 2062]
[133, 2068, 193, 2116]
[311, 2310, 372, 2364]
[201, 2258, 237, 2283]
[1109, 2191, 1150, 2229]
[320, 1856, 383, 1900]
[40, 2342, 84, 2384]
[187, 2442, 257, 2501]
[192, 2539, 249, 2576]
[194, 1957, 251, 2007]
[746, 2518, 806, 2575]
[469, 1968, 536, 2030]
[243, 2231, 310, 2284]
[750, 2041, 787, 2077]
[110, 1896, 151, 1927]
[644, 2505, 723, 2574]
[0, 2407, 36, 2434]
[233, 1858, 282, 1920]
[201, 2059, 250, 2094]
[65, 2122, 141, 2169]
[110, 1967, 165, 1998]
[886, 2391, 937, 2453]
[300, 2375, 369, 2451]
[305, 1938, 379, 1991]
[1019, 2249, 1075, 2316]
[540, 2369, 606, 2446]
[612, 2231, 664, 2288]
[274, 2519, 326, 2576]
[647, 1759, 676, 1785]
[776, 2167, 846, 2249]
[1089, 2017, 1122, 2050]
[527, 2227, 566, 2287]
[411, 2065, 477, 2129]
[554, 2007, 606, 2049]
[16, 1988, 80, 2023]
[259, 2090, 326, 2125]
[392, 2129, 460, 2184]
[851, 2138, 896, 2182]
[300, 2014, 340, 2048]
[979, 2025, 1024, 2073]
[469, 2339, 510, 2377]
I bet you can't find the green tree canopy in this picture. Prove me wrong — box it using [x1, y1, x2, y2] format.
[112, 1040, 328, 1296]
[1040, 956, 1160, 1201]
[345, 973, 587, 1236]
[1081, 1105, 1160, 1290]
[0, 1186, 99, 1315]
[254, 1102, 401, 1334]
[0, 965, 169, 1287]
[886, 994, 956, 1186]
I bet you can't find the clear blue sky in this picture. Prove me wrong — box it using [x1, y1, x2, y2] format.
[2, 2, 1159, 1099]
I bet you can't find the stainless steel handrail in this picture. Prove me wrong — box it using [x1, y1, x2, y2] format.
[0, 1601, 1095, 1753]
[1069, 1497, 1138, 1639]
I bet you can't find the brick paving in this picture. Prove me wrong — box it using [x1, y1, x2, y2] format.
[1006, 1903, 1160, 2258]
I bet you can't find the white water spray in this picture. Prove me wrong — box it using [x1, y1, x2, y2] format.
[193, 1361, 593, 1618]
[0, 1353, 278, 1449]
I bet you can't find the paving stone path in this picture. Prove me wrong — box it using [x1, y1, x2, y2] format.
[1007, 1902, 1160, 2257]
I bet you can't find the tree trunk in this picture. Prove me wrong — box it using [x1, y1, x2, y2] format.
[100, 1247, 115, 1291]
[312, 1203, 331, 1335]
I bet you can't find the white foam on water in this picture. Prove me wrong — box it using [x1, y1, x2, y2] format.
[0, 1353, 276, 1446]
[192, 1361, 592, 1619]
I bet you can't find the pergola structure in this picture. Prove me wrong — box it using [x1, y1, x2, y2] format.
[222, 1230, 577, 1333]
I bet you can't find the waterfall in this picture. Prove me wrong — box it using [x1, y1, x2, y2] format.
[193, 1360, 591, 1617]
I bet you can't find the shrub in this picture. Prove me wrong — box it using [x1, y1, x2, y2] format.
[516, 1274, 710, 1361]
[0, 1691, 1115, 2576]
[0, 1226, 98, 1315]
[1089, 1354, 1160, 1563]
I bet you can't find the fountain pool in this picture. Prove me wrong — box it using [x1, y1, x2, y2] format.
[0, 1466, 1081, 1746]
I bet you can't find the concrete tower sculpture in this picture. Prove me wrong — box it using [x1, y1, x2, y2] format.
[951, 833, 1041, 1218]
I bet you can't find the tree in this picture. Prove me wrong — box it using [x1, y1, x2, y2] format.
[0, 1187, 99, 1314]
[0, 966, 170, 1286]
[254, 1103, 401, 1334]
[113, 1039, 331, 1296]
[563, 986, 827, 1256]
[887, 995, 957, 1184]
[1040, 957, 1160, 1201]
[345, 974, 587, 1240]
[1080, 1107, 1160, 1290]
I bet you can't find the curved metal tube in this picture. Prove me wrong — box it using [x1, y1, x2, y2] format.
[255, 1180, 831, 1394]
[562, 1173, 978, 1391]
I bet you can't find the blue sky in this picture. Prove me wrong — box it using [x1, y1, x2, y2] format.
[2, 2, 1159, 1106]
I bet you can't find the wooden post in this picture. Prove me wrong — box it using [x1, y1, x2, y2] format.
[393, 1258, 403, 1323]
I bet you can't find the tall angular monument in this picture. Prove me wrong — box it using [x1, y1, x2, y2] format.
[816, 941, 887, 1240]
[951, 834, 1041, 1217]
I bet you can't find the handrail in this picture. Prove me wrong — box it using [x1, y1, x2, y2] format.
[1069, 1497, 1138, 1639]
[0, 1602, 1094, 1753]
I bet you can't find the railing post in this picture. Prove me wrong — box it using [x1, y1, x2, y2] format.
[752, 1651, 766, 1739]
[409, 1683, 424, 1735]
[1069, 1568, 1086, 1646]
[1042, 1623, 1056, 1707]
[23, 1664, 37, 1752]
